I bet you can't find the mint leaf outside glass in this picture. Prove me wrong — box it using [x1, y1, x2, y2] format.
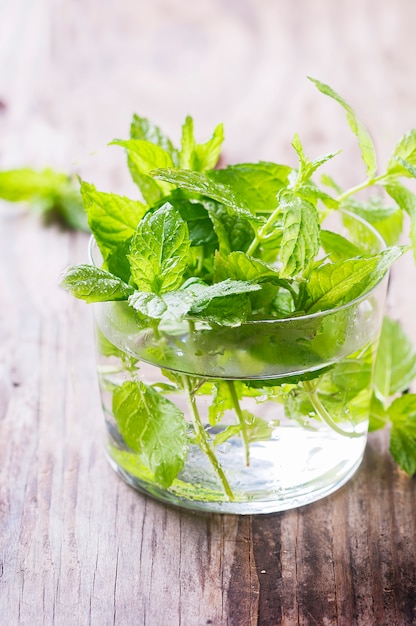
[374, 316, 416, 404]
[388, 395, 416, 476]
[0, 167, 89, 231]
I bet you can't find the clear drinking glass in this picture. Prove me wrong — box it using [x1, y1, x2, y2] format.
[90, 211, 388, 514]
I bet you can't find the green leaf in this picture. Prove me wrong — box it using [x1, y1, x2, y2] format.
[111, 139, 174, 203]
[96, 328, 126, 360]
[0, 167, 68, 201]
[320, 229, 362, 261]
[130, 114, 179, 165]
[185, 277, 261, 326]
[308, 77, 377, 178]
[391, 157, 416, 179]
[202, 201, 257, 254]
[128, 202, 190, 293]
[112, 380, 188, 487]
[214, 250, 290, 287]
[368, 394, 389, 432]
[166, 192, 218, 247]
[59, 264, 134, 302]
[81, 181, 147, 257]
[374, 316, 416, 403]
[52, 184, 89, 232]
[346, 198, 404, 248]
[387, 129, 416, 177]
[305, 247, 405, 313]
[209, 162, 292, 214]
[129, 277, 260, 325]
[128, 289, 192, 322]
[330, 359, 371, 395]
[278, 190, 320, 278]
[213, 412, 273, 446]
[385, 180, 416, 258]
[180, 116, 224, 171]
[208, 382, 235, 426]
[0, 168, 89, 231]
[388, 394, 416, 475]
[151, 168, 265, 224]
[179, 116, 195, 170]
[291, 133, 340, 186]
[214, 250, 294, 312]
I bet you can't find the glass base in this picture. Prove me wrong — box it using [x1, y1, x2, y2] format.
[106, 426, 367, 515]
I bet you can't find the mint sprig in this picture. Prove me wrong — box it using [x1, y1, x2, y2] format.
[0, 168, 88, 231]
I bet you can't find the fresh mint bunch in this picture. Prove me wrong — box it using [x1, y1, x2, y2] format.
[60, 78, 416, 481]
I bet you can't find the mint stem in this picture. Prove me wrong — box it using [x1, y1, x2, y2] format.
[303, 380, 364, 438]
[226, 381, 250, 466]
[181, 375, 235, 501]
[336, 174, 387, 203]
[246, 205, 282, 257]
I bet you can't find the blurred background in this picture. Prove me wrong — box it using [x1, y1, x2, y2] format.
[1, 0, 416, 193]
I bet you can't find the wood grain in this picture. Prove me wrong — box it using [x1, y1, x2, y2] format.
[1, 1, 416, 624]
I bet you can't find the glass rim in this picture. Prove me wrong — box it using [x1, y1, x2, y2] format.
[88, 208, 388, 326]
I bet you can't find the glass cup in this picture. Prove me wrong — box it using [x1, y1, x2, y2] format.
[90, 211, 388, 514]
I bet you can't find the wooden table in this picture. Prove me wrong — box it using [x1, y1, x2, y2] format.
[1, 1, 415, 624]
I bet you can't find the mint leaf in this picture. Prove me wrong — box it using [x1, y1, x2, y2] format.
[308, 77, 377, 178]
[320, 229, 362, 261]
[388, 394, 416, 475]
[387, 129, 416, 177]
[185, 277, 261, 326]
[0, 168, 89, 231]
[209, 162, 292, 214]
[374, 316, 416, 403]
[278, 190, 320, 278]
[208, 381, 236, 426]
[291, 133, 340, 186]
[214, 250, 294, 312]
[59, 264, 134, 302]
[202, 201, 257, 254]
[81, 181, 147, 257]
[343, 196, 404, 247]
[128, 202, 190, 293]
[180, 116, 224, 171]
[0, 167, 68, 201]
[179, 116, 195, 170]
[130, 114, 179, 165]
[151, 168, 265, 225]
[305, 247, 404, 313]
[385, 180, 416, 257]
[368, 394, 389, 432]
[214, 250, 291, 287]
[166, 192, 218, 247]
[111, 139, 174, 204]
[112, 380, 188, 487]
[128, 277, 260, 325]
